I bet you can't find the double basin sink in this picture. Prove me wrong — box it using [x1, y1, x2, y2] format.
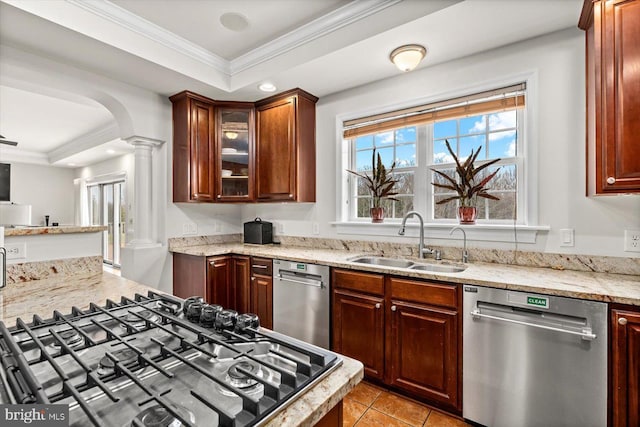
[348, 256, 466, 273]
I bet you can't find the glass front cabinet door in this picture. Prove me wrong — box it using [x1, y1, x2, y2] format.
[216, 104, 255, 201]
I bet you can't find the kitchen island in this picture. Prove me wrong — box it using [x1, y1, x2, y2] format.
[0, 272, 363, 426]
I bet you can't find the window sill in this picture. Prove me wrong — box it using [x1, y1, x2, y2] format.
[330, 221, 550, 244]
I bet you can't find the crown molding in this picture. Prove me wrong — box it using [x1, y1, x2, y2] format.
[64, 0, 401, 78]
[230, 0, 403, 74]
[0, 148, 49, 165]
[66, 0, 230, 75]
[47, 122, 119, 164]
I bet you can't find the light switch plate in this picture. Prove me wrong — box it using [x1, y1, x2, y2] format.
[624, 230, 640, 252]
[312, 222, 320, 235]
[182, 222, 197, 236]
[560, 228, 574, 247]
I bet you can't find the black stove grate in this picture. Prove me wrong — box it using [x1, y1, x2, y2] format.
[0, 291, 340, 427]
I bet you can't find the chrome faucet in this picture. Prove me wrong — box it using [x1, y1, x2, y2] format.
[449, 226, 468, 263]
[398, 211, 434, 259]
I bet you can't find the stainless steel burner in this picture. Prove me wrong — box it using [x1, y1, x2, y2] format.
[121, 310, 159, 328]
[49, 329, 83, 351]
[219, 360, 265, 397]
[131, 404, 195, 427]
[98, 347, 142, 376]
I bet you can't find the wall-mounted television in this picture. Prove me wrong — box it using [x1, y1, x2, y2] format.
[0, 163, 10, 202]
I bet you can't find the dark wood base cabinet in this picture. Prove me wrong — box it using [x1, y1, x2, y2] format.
[611, 306, 640, 427]
[250, 257, 273, 330]
[331, 269, 461, 413]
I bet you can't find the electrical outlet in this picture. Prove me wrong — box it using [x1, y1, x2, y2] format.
[214, 222, 222, 233]
[560, 228, 574, 247]
[312, 222, 320, 235]
[624, 230, 640, 252]
[182, 222, 197, 236]
[5, 243, 26, 260]
[277, 222, 285, 234]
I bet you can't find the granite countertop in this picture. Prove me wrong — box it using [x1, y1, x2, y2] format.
[4, 225, 107, 236]
[171, 243, 640, 306]
[0, 272, 363, 425]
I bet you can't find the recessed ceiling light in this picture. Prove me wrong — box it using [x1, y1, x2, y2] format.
[258, 82, 277, 93]
[107, 149, 115, 154]
[220, 12, 249, 32]
[67, 163, 76, 166]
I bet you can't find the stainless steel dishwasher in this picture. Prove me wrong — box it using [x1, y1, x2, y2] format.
[463, 285, 607, 427]
[273, 260, 330, 349]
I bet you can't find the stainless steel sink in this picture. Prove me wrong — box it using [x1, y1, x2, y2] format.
[410, 263, 467, 273]
[349, 256, 414, 269]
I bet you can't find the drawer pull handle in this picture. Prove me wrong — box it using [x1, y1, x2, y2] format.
[252, 265, 268, 269]
[618, 317, 628, 326]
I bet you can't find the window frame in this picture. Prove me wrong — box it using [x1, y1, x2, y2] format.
[334, 74, 547, 243]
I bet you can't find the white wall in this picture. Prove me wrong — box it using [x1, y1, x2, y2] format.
[8, 162, 75, 225]
[245, 28, 640, 258]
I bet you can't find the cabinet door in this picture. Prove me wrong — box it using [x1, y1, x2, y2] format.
[388, 301, 459, 410]
[207, 256, 232, 307]
[172, 253, 206, 299]
[190, 99, 216, 201]
[586, 0, 640, 194]
[612, 308, 640, 427]
[217, 106, 255, 202]
[255, 97, 296, 201]
[332, 289, 385, 380]
[251, 275, 273, 329]
[232, 255, 251, 314]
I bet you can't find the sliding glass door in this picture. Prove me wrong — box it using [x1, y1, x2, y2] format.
[88, 181, 126, 267]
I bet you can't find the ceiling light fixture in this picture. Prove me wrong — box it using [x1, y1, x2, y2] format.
[220, 12, 249, 32]
[67, 163, 76, 166]
[258, 82, 277, 93]
[389, 44, 427, 72]
[107, 149, 115, 154]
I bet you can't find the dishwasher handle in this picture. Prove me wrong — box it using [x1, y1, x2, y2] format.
[275, 274, 323, 288]
[471, 310, 596, 341]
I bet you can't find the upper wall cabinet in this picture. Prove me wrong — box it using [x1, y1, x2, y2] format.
[580, 0, 640, 195]
[255, 89, 318, 202]
[170, 91, 216, 202]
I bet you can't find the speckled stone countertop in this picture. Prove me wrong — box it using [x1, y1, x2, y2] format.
[0, 272, 364, 424]
[171, 243, 640, 306]
[4, 225, 107, 236]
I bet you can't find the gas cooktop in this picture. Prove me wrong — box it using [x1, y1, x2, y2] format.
[0, 291, 342, 426]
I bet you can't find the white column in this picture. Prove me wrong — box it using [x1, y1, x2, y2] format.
[126, 136, 163, 247]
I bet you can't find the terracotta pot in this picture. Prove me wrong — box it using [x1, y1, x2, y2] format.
[457, 206, 477, 225]
[370, 207, 384, 223]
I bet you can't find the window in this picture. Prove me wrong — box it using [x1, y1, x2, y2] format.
[344, 84, 526, 224]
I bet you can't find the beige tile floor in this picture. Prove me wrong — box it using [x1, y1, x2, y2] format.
[344, 382, 471, 427]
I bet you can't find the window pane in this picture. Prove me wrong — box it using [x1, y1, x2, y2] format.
[374, 131, 394, 147]
[357, 176, 370, 196]
[394, 172, 414, 195]
[460, 115, 485, 135]
[356, 135, 373, 150]
[376, 147, 394, 168]
[395, 144, 416, 167]
[434, 195, 457, 219]
[433, 139, 455, 164]
[487, 191, 516, 220]
[394, 196, 414, 218]
[396, 127, 416, 143]
[488, 130, 516, 158]
[488, 111, 516, 131]
[432, 169, 456, 194]
[459, 135, 486, 160]
[490, 164, 517, 191]
[434, 120, 456, 139]
[357, 197, 371, 217]
[356, 150, 373, 172]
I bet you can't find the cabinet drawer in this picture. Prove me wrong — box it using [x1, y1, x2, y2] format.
[251, 257, 272, 276]
[332, 269, 385, 296]
[389, 277, 458, 309]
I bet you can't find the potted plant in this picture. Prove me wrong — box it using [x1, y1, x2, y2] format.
[431, 139, 501, 224]
[347, 149, 399, 223]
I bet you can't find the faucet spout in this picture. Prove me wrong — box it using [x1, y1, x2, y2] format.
[399, 211, 433, 258]
[449, 226, 468, 263]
